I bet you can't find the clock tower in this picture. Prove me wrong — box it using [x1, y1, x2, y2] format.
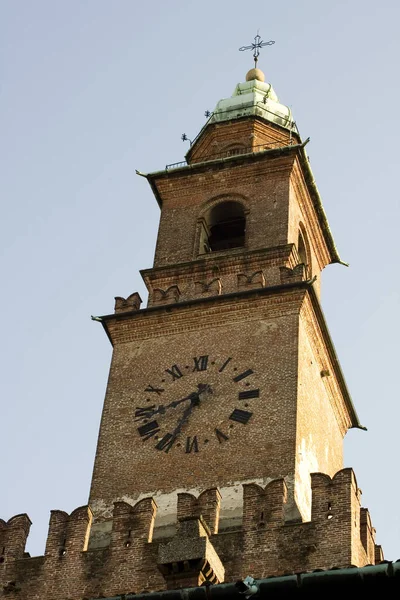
[0, 65, 384, 599]
[88, 65, 379, 572]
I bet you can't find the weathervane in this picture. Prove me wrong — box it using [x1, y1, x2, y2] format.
[239, 33, 275, 68]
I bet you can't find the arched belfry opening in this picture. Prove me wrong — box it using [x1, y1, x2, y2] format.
[199, 200, 246, 254]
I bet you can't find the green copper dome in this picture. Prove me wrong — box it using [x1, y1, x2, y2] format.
[210, 68, 297, 133]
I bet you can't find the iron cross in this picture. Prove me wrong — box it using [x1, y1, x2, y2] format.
[239, 33, 275, 67]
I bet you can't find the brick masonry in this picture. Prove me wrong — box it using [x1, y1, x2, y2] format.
[0, 91, 383, 599]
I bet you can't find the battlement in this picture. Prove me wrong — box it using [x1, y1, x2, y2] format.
[0, 514, 31, 563]
[242, 478, 287, 530]
[177, 488, 221, 534]
[45, 506, 91, 558]
[0, 470, 382, 599]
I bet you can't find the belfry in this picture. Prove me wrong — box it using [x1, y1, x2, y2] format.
[2, 44, 398, 598]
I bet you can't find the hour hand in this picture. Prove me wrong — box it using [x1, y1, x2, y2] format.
[134, 404, 163, 421]
[134, 390, 203, 422]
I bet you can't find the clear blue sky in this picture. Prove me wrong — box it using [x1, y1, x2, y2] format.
[1, 1, 399, 561]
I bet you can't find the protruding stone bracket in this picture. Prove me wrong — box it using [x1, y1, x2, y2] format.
[157, 517, 225, 590]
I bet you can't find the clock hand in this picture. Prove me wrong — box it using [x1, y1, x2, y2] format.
[134, 388, 206, 422]
[166, 391, 198, 410]
[168, 384, 212, 418]
[170, 394, 199, 440]
[169, 384, 213, 439]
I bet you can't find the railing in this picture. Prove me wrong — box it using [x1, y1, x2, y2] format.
[165, 138, 297, 171]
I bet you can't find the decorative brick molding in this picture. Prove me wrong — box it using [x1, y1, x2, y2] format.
[152, 285, 181, 306]
[237, 270, 266, 289]
[194, 278, 222, 297]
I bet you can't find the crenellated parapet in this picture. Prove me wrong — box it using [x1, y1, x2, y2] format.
[111, 498, 157, 547]
[177, 488, 221, 534]
[114, 292, 142, 313]
[242, 478, 287, 531]
[0, 515, 31, 563]
[45, 506, 91, 558]
[0, 471, 383, 599]
[237, 470, 382, 578]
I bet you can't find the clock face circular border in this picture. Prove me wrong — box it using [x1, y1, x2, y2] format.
[133, 355, 260, 455]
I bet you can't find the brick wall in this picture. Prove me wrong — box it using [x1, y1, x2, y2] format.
[0, 469, 380, 599]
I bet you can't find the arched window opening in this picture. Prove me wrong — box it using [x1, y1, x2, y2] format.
[204, 201, 246, 252]
[298, 232, 307, 265]
[297, 228, 310, 277]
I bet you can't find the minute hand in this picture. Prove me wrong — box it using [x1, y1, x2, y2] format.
[135, 391, 198, 421]
[170, 397, 197, 439]
[163, 384, 211, 414]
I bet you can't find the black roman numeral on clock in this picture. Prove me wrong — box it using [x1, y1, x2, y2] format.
[215, 428, 229, 443]
[155, 433, 176, 452]
[238, 389, 260, 400]
[233, 369, 254, 382]
[218, 357, 232, 372]
[185, 436, 199, 453]
[137, 420, 160, 440]
[145, 385, 164, 395]
[229, 409, 253, 424]
[193, 355, 208, 372]
[165, 364, 183, 381]
[134, 405, 156, 421]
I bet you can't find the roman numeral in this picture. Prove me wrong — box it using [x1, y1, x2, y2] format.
[215, 428, 229, 443]
[137, 420, 160, 440]
[193, 355, 208, 372]
[218, 357, 232, 372]
[155, 433, 176, 453]
[165, 364, 183, 381]
[233, 369, 254, 382]
[134, 405, 156, 421]
[229, 409, 253, 424]
[185, 436, 199, 453]
[145, 385, 164, 395]
[238, 389, 260, 400]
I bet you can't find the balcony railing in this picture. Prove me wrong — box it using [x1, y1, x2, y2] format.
[165, 138, 297, 171]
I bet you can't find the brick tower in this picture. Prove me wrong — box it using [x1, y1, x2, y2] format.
[0, 66, 385, 598]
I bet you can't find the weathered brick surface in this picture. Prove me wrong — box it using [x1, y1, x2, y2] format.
[0, 473, 379, 599]
[187, 117, 298, 164]
[0, 81, 383, 599]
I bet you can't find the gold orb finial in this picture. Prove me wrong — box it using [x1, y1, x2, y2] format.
[246, 68, 265, 82]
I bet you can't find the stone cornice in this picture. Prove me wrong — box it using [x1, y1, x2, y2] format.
[141, 245, 298, 285]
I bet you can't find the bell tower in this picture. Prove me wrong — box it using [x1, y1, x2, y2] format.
[0, 60, 385, 599]
[89, 66, 364, 546]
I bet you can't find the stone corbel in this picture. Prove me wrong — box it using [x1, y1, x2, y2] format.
[157, 517, 225, 590]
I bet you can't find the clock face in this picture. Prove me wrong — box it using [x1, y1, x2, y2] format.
[133, 355, 260, 454]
